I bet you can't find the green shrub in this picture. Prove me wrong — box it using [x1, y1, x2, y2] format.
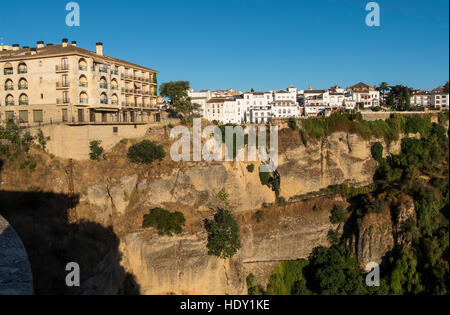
[287, 118, 297, 130]
[259, 171, 270, 186]
[36, 129, 50, 151]
[330, 205, 348, 224]
[217, 189, 228, 202]
[128, 140, 166, 164]
[247, 164, 255, 173]
[89, 140, 104, 161]
[205, 209, 242, 259]
[371, 142, 384, 161]
[255, 210, 265, 223]
[142, 208, 185, 236]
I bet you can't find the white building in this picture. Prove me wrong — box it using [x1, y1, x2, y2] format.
[346, 82, 380, 108]
[430, 86, 449, 109]
[410, 91, 431, 107]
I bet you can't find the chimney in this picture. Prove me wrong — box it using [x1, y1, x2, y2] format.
[37, 41, 44, 48]
[31, 48, 37, 55]
[96, 42, 103, 56]
[62, 38, 68, 47]
[12, 44, 19, 51]
[71, 41, 77, 47]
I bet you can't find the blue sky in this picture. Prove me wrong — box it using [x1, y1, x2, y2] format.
[0, 0, 448, 91]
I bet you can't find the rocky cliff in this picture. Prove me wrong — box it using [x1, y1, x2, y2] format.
[0, 127, 405, 294]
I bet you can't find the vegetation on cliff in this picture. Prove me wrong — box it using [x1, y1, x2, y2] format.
[142, 208, 186, 236]
[250, 114, 449, 295]
[205, 209, 242, 259]
[127, 140, 166, 165]
[300, 112, 434, 145]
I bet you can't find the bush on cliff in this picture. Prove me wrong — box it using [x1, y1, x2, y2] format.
[205, 209, 241, 259]
[142, 208, 185, 236]
[127, 140, 166, 164]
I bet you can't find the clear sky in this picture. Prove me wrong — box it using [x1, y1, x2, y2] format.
[1, 0, 448, 92]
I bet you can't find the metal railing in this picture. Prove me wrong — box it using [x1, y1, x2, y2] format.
[56, 65, 69, 71]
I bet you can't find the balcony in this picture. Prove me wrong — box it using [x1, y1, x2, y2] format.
[5, 101, 15, 106]
[56, 65, 69, 72]
[99, 83, 108, 89]
[5, 86, 14, 91]
[79, 82, 88, 88]
[100, 99, 109, 105]
[56, 82, 70, 89]
[79, 66, 88, 71]
[99, 67, 108, 73]
[111, 70, 119, 75]
[4, 69, 13, 75]
[111, 100, 119, 105]
[79, 98, 89, 104]
[111, 85, 118, 91]
[121, 74, 133, 81]
[18, 69, 28, 74]
[57, 98, 70, 104]
[18, 84, 29, 90]
[19, 100, 29, 105]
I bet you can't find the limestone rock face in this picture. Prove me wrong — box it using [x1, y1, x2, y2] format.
[357, 210, 395, 269]
[119, 201, 339, 295]
[278, 132, 378, 200]
[120, 232, 246, 295]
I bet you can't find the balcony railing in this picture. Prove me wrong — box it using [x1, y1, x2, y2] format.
[99, 67, 108, 73]
[56, 82, 70, 88]
[56, 65, 69, 71]
[111, 85, 118, 90]
[111, 100, 119, 105]
[5, 101, 15, 106]
[18, 84, 28, 90]
[122, 101, 135, 107]
[4, 69, 13, 75]
[80, 98, 89, 104]
[79, 82, 88, 87]
[99, 83, 108, 89]
[111, 70, 119, 75]
[100, 99, 109, 105]
[19, 100, 29, 105]
[79, 66, 88, 71]
[18, 69, 28, 74]
[56, 98, 70, 104]
[5, 86, 14, 91]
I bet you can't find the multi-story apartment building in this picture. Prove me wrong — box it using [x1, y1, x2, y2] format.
[0, 39, 159, 126]
[346, 82, 380, 108]
[410, 90, 431, 107]
[430, 86, 449, 109]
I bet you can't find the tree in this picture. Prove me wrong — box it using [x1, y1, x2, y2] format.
[387, 85, 413, 111]
[205, 209, 242, 259]
[330, 205, 348, 224]
[89, 140, 104, 161]
[379, 82, 389, 105]
[159, 81, 190, 105]
[309, 244, 367, 295]
[443, 81, 449, 94]
[371, 142, 384, 162]
[127, 140, 166, 164]
[142, 208, 186, 236]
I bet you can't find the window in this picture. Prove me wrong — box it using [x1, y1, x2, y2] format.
[62, 109, 68, 122]
[19, 110, 28, 123]
[113, 127, 118, 133]
[33, 110, 43, 123]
